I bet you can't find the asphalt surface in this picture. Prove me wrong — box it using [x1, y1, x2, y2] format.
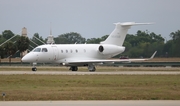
[0, 101, 180, 106]
[0, 71, 180, 75]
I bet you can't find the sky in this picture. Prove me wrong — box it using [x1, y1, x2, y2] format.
[0, 0, 180, 40]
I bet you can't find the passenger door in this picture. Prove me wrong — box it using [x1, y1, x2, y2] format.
[52, 46, 59, 60]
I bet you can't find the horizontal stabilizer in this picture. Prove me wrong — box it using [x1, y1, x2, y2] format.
[115, 22, 154, 26]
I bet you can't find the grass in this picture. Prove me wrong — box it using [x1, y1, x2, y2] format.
[0, 74, 180, 100]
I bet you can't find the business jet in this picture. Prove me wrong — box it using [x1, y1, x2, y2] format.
[22, 22, 156, 72]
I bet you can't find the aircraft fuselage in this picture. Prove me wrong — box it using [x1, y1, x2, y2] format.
[23, 44, 125, 65]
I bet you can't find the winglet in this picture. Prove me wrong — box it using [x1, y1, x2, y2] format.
[150, 51, 157, 59]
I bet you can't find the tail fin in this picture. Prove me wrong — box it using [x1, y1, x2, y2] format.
[100, 22, 152, 46]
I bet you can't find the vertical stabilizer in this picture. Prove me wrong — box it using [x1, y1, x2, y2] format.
[100, 22, 152, 46]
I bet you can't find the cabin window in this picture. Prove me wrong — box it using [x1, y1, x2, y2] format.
[70, 49, 73, 53]
[76, 49, 78, 53]
[84, 49, 86, 52]
[61, 50, 63, 53]
[66, 50, 68, 53]
[42, 48, 48, 52]
[33, 48, 41, 52]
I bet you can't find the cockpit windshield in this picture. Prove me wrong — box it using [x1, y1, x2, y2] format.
[42, 48, 48, 52]
[33, 48, 41, 52]
[33, 48, 48, 52]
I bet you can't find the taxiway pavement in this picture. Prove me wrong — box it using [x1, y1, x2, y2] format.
[0, 100, 180, 106]
[0, 71, 180, 75]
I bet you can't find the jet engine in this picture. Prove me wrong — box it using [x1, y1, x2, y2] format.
[98, 44, 125, 55]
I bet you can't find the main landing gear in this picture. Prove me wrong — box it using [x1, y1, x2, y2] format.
[88, 64, 96, 72]
[69, 64, 96, 72]
[69, 66, 78, 71]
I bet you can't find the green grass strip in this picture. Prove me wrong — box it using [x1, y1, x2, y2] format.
[0, 74, 180, 100]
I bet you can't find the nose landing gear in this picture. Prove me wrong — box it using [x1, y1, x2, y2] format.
[32, 62, 37, 71]
[32, 67, 37, 71]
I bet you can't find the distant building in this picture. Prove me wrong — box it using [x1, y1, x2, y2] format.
[46, 28, 55, 44]
[22, 27, 27, 57]
[46, 35, 55, 44]
[22, 27, 27, 37]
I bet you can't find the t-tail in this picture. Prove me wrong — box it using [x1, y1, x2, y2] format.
[101, 22, 152, 46]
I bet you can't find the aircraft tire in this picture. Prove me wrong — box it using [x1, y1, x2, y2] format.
[32, 67, 37, 71]
[89, 70, 95, 72]
[71, 66, 78, 71]
[89, 67, 96, 72]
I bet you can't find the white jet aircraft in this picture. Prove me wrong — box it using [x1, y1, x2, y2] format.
[22, 22, 156, 72]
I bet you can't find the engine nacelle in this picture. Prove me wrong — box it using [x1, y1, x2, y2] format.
[98, 44, 125, 55]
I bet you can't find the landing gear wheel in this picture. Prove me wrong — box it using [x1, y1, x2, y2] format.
[32, 67, 37, 71]
[70, 66, 78, 71]
[88, 64, 96, 72]
[89, 67, 96, 72]
[89, 70, 95, 72]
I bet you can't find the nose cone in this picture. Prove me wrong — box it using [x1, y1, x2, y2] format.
[21, 53, 34, 62]
[21, 55, 29, 62]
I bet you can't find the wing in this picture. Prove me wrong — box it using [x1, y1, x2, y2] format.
[63, 51, 157, 65]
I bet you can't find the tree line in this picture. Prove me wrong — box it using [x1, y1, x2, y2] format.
[0, 29, 180, 59]
[0, 30, 29, 60]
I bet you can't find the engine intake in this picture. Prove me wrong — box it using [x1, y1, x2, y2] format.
[99, 45, 104, 52]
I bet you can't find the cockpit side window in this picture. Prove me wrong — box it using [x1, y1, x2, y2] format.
[33, 48, 41, 52]
[42, 48, 48, 52]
